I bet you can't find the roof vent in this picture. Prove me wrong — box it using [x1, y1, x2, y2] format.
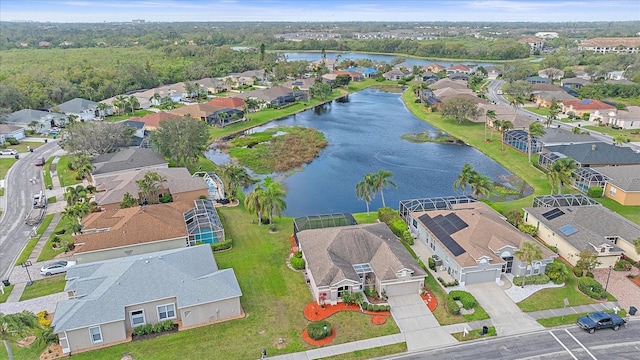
[592, 144, 597, 150]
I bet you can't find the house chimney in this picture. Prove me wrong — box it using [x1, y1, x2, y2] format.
[592, 144, 597, 150]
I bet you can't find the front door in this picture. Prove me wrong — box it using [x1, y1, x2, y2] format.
[502, 256, 513, 273]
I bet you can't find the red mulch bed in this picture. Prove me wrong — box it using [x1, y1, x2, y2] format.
[302, 328, 336, 346]
[421, 290, 437, 312]
[290, 235, 298, 254]
[304, 302, 390, 321]
[630, 276, 640, 288]
[372, 315, 387, 325]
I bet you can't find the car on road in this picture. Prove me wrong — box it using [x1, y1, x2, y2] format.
[40, 260, 76, 276]
[577, 311, 626, 333]
[0, 149, 18, 155]
[35, 156, 46, 166]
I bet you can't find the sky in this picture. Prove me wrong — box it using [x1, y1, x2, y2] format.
[1, 0, 639, 23]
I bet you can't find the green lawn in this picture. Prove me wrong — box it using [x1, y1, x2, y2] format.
[451, 326, 497, 341]
[517, 260, 597, 312]
[0, 285, 14, 303]
[537, 309, 626, 327]
[583, 125, 640, 142]
[37, 217, 74, 262]
[19, 276, 66, 301]
[69, 206, 400, 360]
[595, 197, 640, 224]
[43, 157, 54, 189]
[0, 157, 18, 179]
[55, 155, 81, 188]
[320, 343, 408, 360]
[9, 141, 45, 153]
[15, 214, 55, 265]
[523, 107, 551, 116]
[104, 109, 154, 122]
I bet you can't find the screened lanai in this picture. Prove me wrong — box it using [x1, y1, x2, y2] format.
[538, 151, 567, 169]
[184, 199, 224, 245]
[293, 213, 357, 245]
[503, 130, 542, 154]
[531, 194, 600, 208]
[399, 196, 476, 222]
[573, 167, 608, 192]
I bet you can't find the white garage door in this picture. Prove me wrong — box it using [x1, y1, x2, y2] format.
[385, 281, 420, 296]
[463, 269, 498, 285]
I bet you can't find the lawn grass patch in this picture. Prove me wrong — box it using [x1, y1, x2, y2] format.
[19, 276, 66, 301]
[55, 155, 81, 187]
[352, 212, 379, 224]
[104, 109, 154, 122]
[451, 326, 497, 341]
[37, 217, 73, 262]
[0, 157, 18, 179]
[523, 107, 550, 116]
[0, 285, 14, 303]
[15, 213, 55, 265]
[43, 157, 54, 188]
[517, 265, 596, 312]
[537, 309, 626, 328]
[583, 125, 640, 142]
[320, 343, 407, 360]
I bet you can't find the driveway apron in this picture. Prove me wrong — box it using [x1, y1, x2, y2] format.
[466, 283, 543, 336]
[387, 294, 457, 351]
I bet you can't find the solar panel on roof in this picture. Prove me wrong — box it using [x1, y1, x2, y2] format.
[418, 214, 466, 256]
[445, 213, 469, 232]
[542, 208, 565, 220]
[559, 224, 578, 236]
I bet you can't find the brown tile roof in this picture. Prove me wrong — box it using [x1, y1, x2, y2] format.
[413, 202, 555, 267]
[429, 78, 468, 90]
[580, 37, 640, 48]
[169, 103, 227, 118]
[424, 63, 446, 72]
[75, 201, 194, 253]
[130, 112, 177, 129]
[562, 99, 616, 111]
[448, 64, 471, 71]
[207, 97, 245, 109]
[519, 37, 543, 43]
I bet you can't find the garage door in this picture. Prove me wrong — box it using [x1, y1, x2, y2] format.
[385, 281, 420, 296]
[463, 269, 498, 285]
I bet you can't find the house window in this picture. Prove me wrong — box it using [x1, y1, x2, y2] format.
[609, 187, 616, 196]
[157, 304, 176, 321]
[337, 286, 349, 298]
[412, 219, 417, 228]
[130, 310, 146, 327]
[89, 326, 103, 344]
[600, 247, 606, 253]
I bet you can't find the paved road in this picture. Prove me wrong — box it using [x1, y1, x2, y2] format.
[383, 325, 640, 360]
[0, 141, 61, 279]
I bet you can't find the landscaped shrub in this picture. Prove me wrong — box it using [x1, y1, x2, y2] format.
[385, 305, 391, 311]
[367, 303, 374, 311]
[307, 321, 332, 340]
[378, 207, 413, 245]
[211, 239, 233, 252]
[437, 277, 459, 287]
[573, 267, 584, 277]
[133, 324, 154, 336]
[505, 210, 523, 227]
[518, 224, 538, 237]
[377, 207, 396, 224]
[585, 271, 594, 278]
[446, 297, 460, 315]
[373, 305, 380, 312]
[512, 274, 551, 286]
[134, 321, 174, 337]
[37, 310, 51, 327]
[364, 287, 377, 298]
[5, 137, 19, 145]
[428, 257, 436, 271]
[577, 277, 607, 299]
[587, 187, 603, 198]
[614, 260, 632, 271]
[290, 256, 306, 270]
[545, 261, 568, 284]
[448, 290, 478, 310]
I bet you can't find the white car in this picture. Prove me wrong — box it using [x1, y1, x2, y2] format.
[0, 149, 18, 155]
[40, 260, 76, 276]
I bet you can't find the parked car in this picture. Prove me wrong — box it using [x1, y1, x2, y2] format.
[577, 311, 626, 333]
[0, 149, 18, 155]
[40, 260, 77, 276]
[35, 156, 46, 166]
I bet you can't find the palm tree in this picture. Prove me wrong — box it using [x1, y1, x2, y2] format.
[120, 192, 139, 208]
[498, 120, 513, 151]
[453, 164, 475, 195]
[64, 185, 87, 206]
[113, 95, 127, 116]
[527, 122, 546, 164]
[262, 177, 286, 224]
[150, 92, 162, 106]
[547, 157, 577, 194]
[136, 171, 167, 205]
[127, 96, 140, 115]
[244, 185, 265, 225]
[614, 135, 626, 146]
[546, 101, 561, 128]
[1, 311, 40, 360]
[369, 170, 397, 208]
[485, 110, 497, 142]
[514, 241, 543, 288]
[468, 172, 494, 199]
[219, 164, 255, 200]
[356, 174, 376, 215]
[96, 102, 109, 118]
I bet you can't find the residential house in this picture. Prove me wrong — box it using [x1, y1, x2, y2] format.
[519, 36, 544, 53]
[477, 104, 535, 129]
[169, 103, 243, 126]
[5, 109, 66, 134]
[578, 37, 640, 54]
[310, 59, 337, 71]
[542, 142, 640, 167]
[560, 77, 591, 89]
[91, 148, 168, 180]
[590, 165, 640, 206]
[606, 71, 626, 80]
[424, 63, 446, 73]
[235, 85, 299, 108]
[596, 106, 640, 130]
[297, 222, 426, 304]
[604, 79, 635, 86]
[535, 32, 559, 39]
[561, 99, 616, 117]
[235, 69, 267, 86]
[525, 76, 552, 84]
[52, 246, 242, 354]
[538, 68, 565, 80]
[196, 77, 229, 94]
[573, 71, 591, 81]
[532, 86, 578, 108]
[0, 124, 26, 143]
[446, 64, 472, 75]
[383, 69, 410, 81]
[122, 120, 146, 148]
[536, 127, 598, 147]
[419, 71, 439, 84]
[321, 73, 337, 86]
[409, 201, 555, 285]
[428, 78, 468, 91]
[282, 78, 316, 94]
[333, 70, 364, 82]
[93, 167, 208, 211]
[523, 203, 640, 266]
[129, 112, 176, 131]
[207, 97, 246, 110]
[57, 98, 98, 121]
[448, 73, 470, 81]
[343, 67, 378, 78]
[484, 66, 502, 79]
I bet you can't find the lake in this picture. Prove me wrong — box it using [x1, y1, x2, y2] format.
[280, 51, 496, 68]
[207, 88, 526, 216]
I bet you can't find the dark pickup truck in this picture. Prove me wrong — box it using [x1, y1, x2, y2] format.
[577, 311, 626, 333]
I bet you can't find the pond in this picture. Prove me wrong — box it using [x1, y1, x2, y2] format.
[206, 88, 529, 216]
[280, 51, 497, 68]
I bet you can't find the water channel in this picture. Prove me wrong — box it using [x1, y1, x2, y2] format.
[281, 51, 497, 68]
[206, 88, 528, 216]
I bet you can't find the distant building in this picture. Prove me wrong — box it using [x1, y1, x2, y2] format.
[578, 37, 640, 54]
[535, 32, 559, 39]
[519, 37, 544, 53]
[132, 19, 145, 24]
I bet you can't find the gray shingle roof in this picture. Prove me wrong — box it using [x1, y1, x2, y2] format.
[57, 98, 98, 113]
[52, 246, 241, 333]
[544, 142, 640, 166]
[592, 164, 640, 191]
[91, 148, 168, 176]
[297, 223, 426, 287]
[524, 205, 640, 253]
[538, 128, 598, 146]
[5, 109, 66, 124]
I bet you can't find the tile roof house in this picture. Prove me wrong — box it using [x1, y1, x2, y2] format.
[477, 104, 535, 129]
[446, 64, 472, 74]
[0, 124, 26, 143]
[410, 202, 555, 285]
[57, 98, 98, 121]
[206, 97, 246, 110]
[484, 66, 502, 79]
[333, 70, 365, 82]
[93, 167, 208, 211]
[561, 99, 616, 117]
[428, 78, 468, 91]
[525, 76, 552, 84]
[592, 164, 640, 206]
[5, 109, 66, 133]
[91, 148, 168, 179]
[129, 112, 177, 131]
[597, 106, 640, 130]
[234, 85, 298, 107]
[424, 63, 446, 73]
[52, 246, 243, 355]
[519, 36, 544, 53]
[74, 201, 195, 263]
[524, 204, 640, 266]
[169, 103, 243, 126]
[533, 90, 578, 108]
[196, 77, 230, 94]
[383, 69, 410, 81]
[538, 68, 565, 80]
[536, 127, 598, 147]
[578, 37, 640, 54]
[560, 77, 591, 89]
[543, 142, 640, 167]
[297, 223, 427, 304]
[342, 67, 378, 78]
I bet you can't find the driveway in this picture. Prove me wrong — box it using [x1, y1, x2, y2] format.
[465, 283, 543, 336]
[387, 294, 457, 351]
[593, 268, 640, 313]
